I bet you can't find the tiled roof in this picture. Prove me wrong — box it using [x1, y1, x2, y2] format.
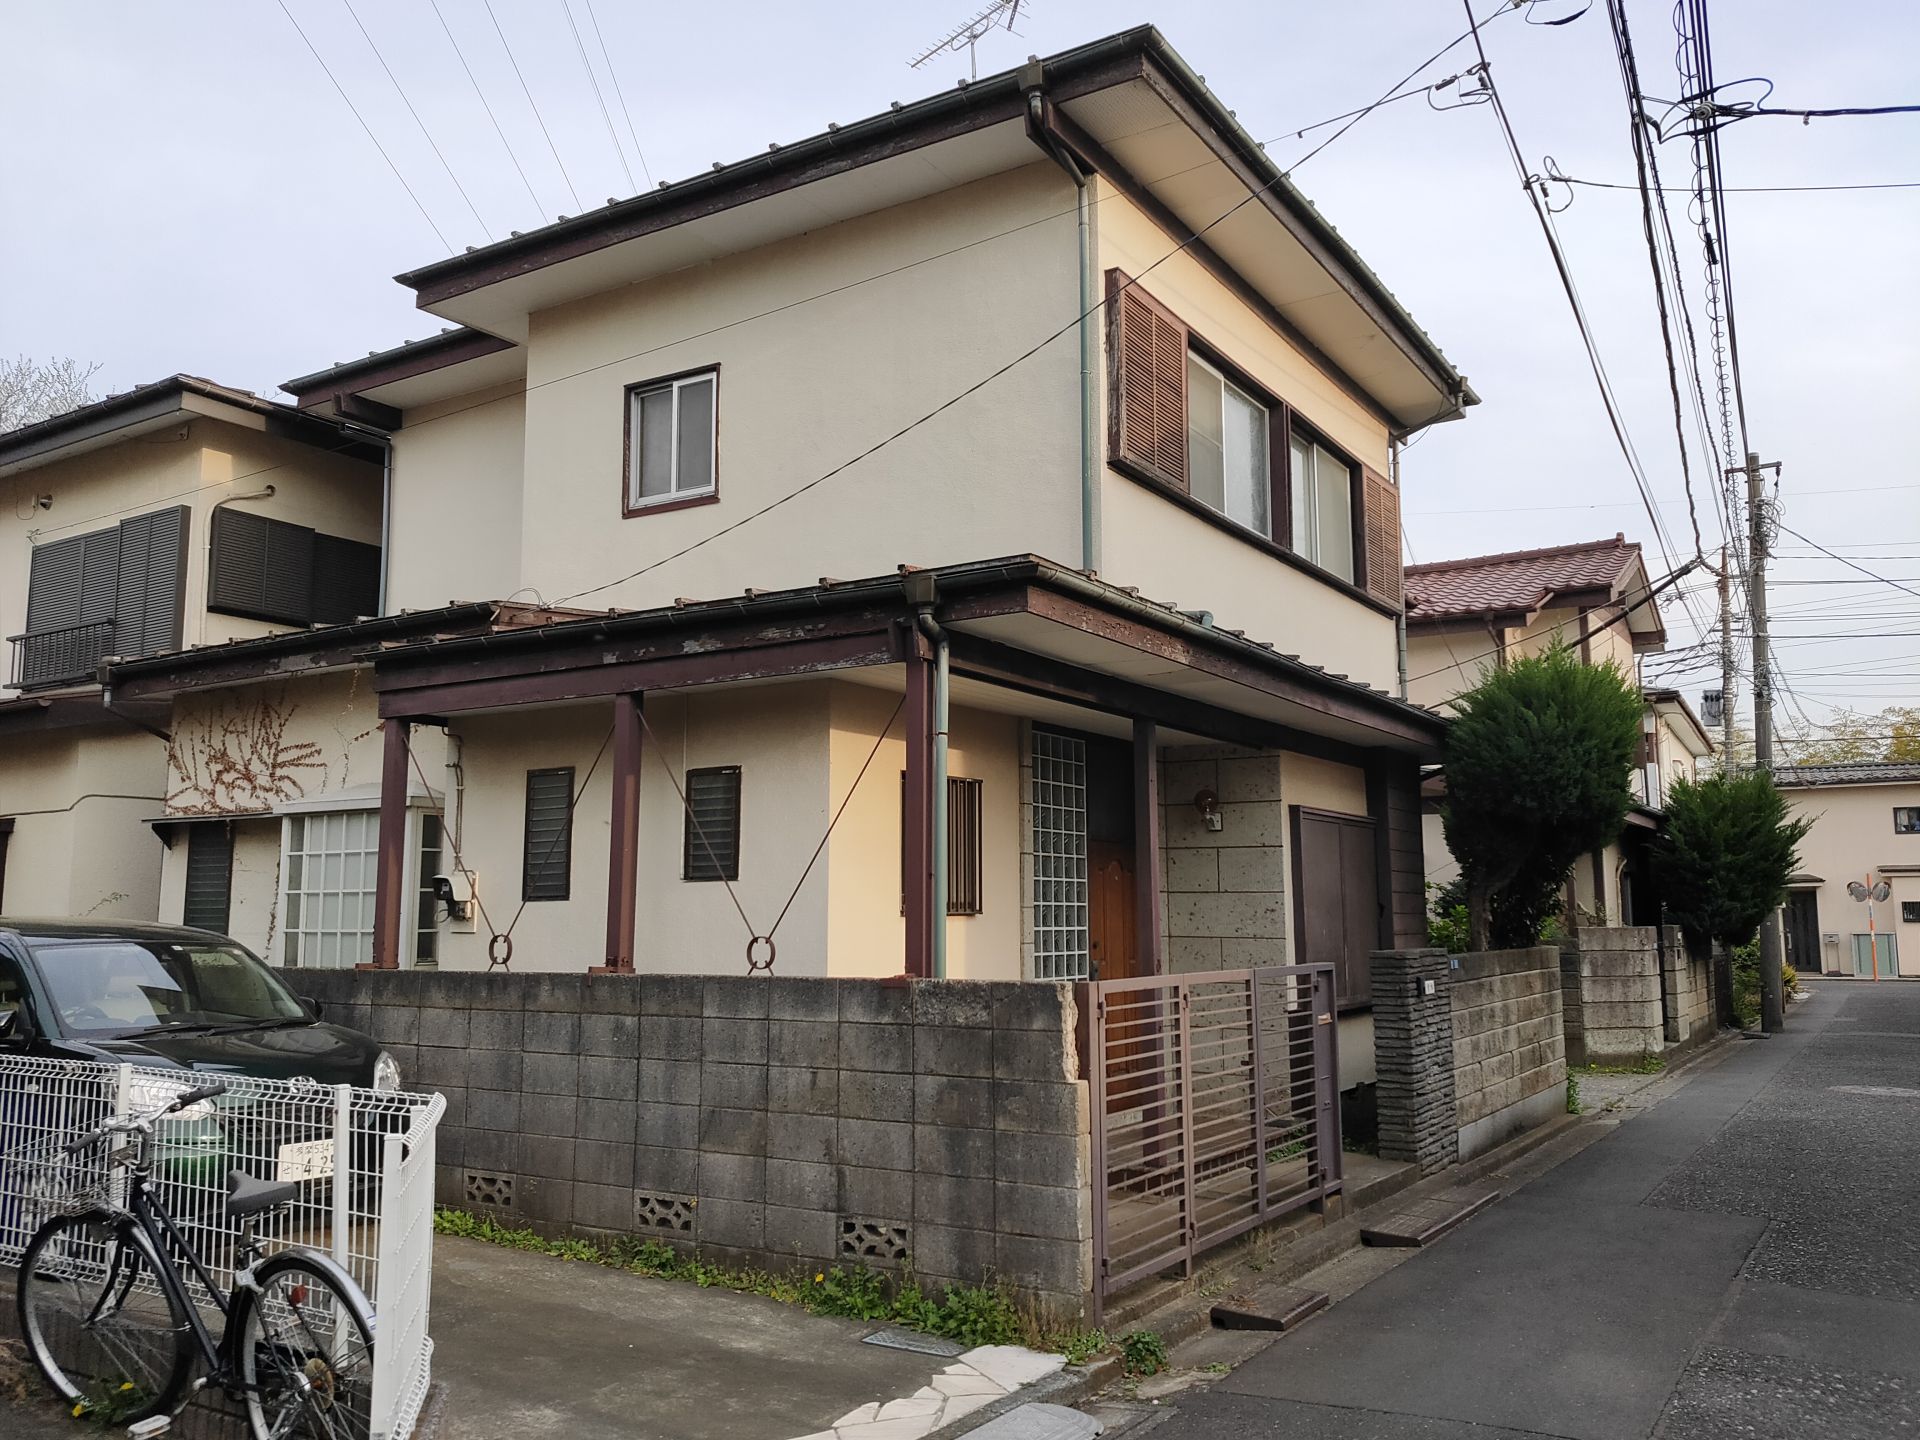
[1404, 536, 1640, 623]
[1774, 762, 1920, 788]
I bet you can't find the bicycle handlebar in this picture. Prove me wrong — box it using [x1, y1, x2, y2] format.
[58, 1078, 231, 1155]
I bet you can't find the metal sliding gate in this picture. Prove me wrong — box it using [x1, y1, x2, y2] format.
[1081, 964, 1341, 1319]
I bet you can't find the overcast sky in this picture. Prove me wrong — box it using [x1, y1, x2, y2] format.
[4, 1, 1915, 735]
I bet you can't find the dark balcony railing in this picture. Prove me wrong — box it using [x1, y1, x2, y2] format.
[7, 618, 117, 690]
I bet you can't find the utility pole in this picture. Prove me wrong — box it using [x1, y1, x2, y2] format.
[1736, 450, 1786, 1033]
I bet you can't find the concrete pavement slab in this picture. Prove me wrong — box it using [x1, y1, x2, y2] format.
[1711, 1279, 1920, 1383]
[1655, 1344, 1920, 1439]
[1132, 1392, 1572, 1438]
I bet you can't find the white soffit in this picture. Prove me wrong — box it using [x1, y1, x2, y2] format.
[1063, 80, 1445, 425]
[421, 121, 1038, 340]
[361, 345, 529, 412]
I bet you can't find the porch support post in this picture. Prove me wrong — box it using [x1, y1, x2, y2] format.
[1134, 719, 1163, 974]
[904, 644, 935, 978]
[367, 717, 411, 970]
[598, 692, 643, 975]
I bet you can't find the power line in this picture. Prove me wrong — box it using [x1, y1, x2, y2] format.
[341, 0, 494, 241]
[1552, 170, 1920, 194]
[561, 0, 636, 194]
[584, 0, 653, 188]
[430, 0, 547, 221]
[1776, 523, 1920, 602]
[274, 0, 454, 254]
[484, 0, 583, 214]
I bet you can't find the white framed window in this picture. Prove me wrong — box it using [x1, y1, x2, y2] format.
[1289, 432, 1355, 583]
[626, 369, 717, 511]
[277, 809, 440, 969]
[1186, 353, 1271, 537]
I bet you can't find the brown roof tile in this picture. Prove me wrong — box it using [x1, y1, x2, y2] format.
[1404, 535, 1641, 622]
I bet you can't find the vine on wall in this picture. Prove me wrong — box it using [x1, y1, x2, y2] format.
[166, 691, 329, 815]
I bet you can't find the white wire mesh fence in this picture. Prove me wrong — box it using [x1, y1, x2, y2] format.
[0, 1055, 442, 1440]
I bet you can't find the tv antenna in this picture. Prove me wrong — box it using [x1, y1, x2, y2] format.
[909, 0, 1027, 81]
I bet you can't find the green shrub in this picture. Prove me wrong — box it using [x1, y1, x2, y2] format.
[1119, 1329, 1169, 1376]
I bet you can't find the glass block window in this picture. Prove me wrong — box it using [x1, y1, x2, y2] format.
[1031, 731, 1089, 981]
[282, 810, 378, 969]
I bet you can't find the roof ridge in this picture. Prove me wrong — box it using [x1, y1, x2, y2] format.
[1405, 534, 1634, 577]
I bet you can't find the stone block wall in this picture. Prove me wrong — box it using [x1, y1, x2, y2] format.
[1369, 949, 1457, 1175]
[1160, 745, 1290, 972]
[1450, 946, 1566, 1161]
[1560, 927, 1665, 1066]
[1660, 926, 1714, 1048]
[296, 969, 1093, 1315]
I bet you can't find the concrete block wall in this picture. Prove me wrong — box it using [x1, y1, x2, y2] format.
[1660, 926, 1714, 1048]
[296, 970, 1093, 1316]
[1560, 927, 1665, 1066]
[1160, 745, 1290, 973]
[1450, 946, 1566, 1161]
[1369, 949, 1457, 1175]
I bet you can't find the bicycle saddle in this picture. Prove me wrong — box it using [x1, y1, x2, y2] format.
[226, 1169, 300, 1219]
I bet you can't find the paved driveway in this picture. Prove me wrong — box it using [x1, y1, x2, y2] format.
[1146, 981, 1920, 1439]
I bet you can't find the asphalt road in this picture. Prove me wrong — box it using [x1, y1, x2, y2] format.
[1146, 980, 1920, 1440]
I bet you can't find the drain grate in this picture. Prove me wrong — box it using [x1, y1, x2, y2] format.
[860, 1327, 966, 1358]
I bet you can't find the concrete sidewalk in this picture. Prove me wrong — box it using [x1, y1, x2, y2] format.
[431, 1237, 1063, 1440]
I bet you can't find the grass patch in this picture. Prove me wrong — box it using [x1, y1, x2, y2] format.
[1118, 1329, 1169, 1377]
[1579, 1054, 1666, 1076]
[435, 1207, 1108, 1360]
[1565, 1073, 1581, 1115]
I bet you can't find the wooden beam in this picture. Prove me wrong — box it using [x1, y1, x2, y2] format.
[903, 636, 934, 978]
[365, 719, 411, 970]
[597, 693, 643, 975]
[1134, 720, 1164, 975]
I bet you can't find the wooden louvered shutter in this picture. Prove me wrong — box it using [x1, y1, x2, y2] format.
[523, 767, 574, 901]
[683, 766, 741, 881]
[1361, 466, 1403, 606]
[114, 505, 188, 658]
[183, 822, 233, 934]
[1106, 270, 1190, 490]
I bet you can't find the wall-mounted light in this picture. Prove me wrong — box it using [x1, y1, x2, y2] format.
[1193, 788, 1223, 833]
[34, 494, 52, 510]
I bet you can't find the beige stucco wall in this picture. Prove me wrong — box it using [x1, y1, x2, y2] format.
[488, 162, 1079, 614]
[1, 417, 381, 701]
[0, 727, 165, 919]
[824, 681, 1022, 981]
[385, 381, 526, 612]
[1093, 184, 1399, 692]
[1281, 752, 1369, 819]
[1405, 627, 1499, 711]
[1783, 780, 1919, 977]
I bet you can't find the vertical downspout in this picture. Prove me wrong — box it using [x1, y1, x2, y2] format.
[1025, 87, 1100, 574]
[376, 431, 394, 614]
[1391, 436, 1409, 700]
[914, 603, 949, 979]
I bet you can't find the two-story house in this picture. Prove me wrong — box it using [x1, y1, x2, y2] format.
[67, 31, 1477, 1094]
[1774, 762, 1919, 978]
[0, 377, 391, 920]
[1404, 535, 1714, 929]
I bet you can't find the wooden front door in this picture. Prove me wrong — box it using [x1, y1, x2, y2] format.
[1784, 890, 1821, 976]
[1089, 841, 1141, 982]
[1291, 807, 1381, 1010]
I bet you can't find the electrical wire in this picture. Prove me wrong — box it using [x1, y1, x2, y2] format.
[1775, 524, 1920, 602]
[1552, 170, 1920, 194]
[584, 0, 653, 188]
[274, 0, 454, 254]
[484, 0, 583, 214]
[561, 0, 636, 194]
[430, 0, 548, 221]
[341, 0, 494, 241]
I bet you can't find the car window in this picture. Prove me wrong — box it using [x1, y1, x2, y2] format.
[0, 952, 29, 1032]
[32, 941, 308, 1036]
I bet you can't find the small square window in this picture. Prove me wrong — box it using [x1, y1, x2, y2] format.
[627, 370, 717, 511]
[1894, 807, 1920, 834]
[1902, 901, 1920, 924]
[684, 766, 741, 881]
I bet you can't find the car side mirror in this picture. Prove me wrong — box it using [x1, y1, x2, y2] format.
[299, 996, 324, 1019]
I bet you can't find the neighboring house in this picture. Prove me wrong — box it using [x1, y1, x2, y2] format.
[30, 31, 1479, 1095]
[0, 377, 386, 921]
[1405, 536, 1713, 928]
[1774, 762, 1920, 978]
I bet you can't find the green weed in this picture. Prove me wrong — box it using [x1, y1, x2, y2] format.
[1119, 1329, 1169, 1377]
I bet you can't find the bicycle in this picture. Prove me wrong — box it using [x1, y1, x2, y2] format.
[12, 1078, 376, 1439]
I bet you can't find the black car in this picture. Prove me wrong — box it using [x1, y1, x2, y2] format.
[0, 918, 398, 1091]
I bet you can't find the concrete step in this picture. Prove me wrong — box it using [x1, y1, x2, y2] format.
[1359, 1187, 1499, 1247]
[1209, 1285, 1329, 1332]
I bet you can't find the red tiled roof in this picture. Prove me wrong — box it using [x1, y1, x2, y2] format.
[1404, 535, 1641, 623]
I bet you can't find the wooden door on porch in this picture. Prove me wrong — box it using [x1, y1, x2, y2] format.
[1784, 890, 1821, 976]
[1089, 842, 1141, 982]
[1291, 807, 1380, 1010]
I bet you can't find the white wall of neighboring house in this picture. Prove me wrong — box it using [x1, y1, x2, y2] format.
[385, 381, 527, 613]
[1782, 779, 1919, 978]
[0, 728, 165, 920]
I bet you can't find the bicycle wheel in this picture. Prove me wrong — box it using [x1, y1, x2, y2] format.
[16, 1209, 193, 1423]
[236, 1252, 375, 1440]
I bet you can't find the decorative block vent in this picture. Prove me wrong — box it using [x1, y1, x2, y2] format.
[464, 1170, 515, 1209]
[634, 1190, 696, 1234]
[840, 1217, 910, 1263]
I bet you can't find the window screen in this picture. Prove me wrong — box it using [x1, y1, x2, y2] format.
[182, 823, 233, 934]
[522, 768, 574, 902]
[683, 766, 741, 881]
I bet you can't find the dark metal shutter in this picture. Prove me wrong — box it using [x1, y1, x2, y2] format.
[311, 534, 382, 625]
[182, 822, 233, 934]
[113, 505, 188, 658]
[207, 509, 316, 626]
[25, 534, 87, 632]
[21, 525, 120, 685]
[683, 766, 741, 881]
[522, 767, 574, 901]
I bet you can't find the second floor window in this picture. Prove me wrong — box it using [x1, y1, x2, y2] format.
[1187, 354, 1270, 536]
[1895, 807, 1920, 835]
[1289, 432, 1356, 584]
[16, 506, 188, 688]
[627, 369, 717, 512]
